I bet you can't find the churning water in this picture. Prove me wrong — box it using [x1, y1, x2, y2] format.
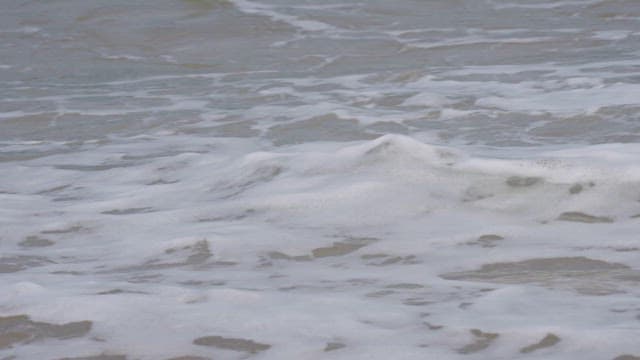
[1, 0, 640, 359]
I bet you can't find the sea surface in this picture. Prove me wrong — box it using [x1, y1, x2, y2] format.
[1, 0, 640, 359]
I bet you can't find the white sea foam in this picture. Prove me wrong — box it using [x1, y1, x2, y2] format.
[592, 30, 633, 41]
[2, 134, 640, 359]
[229, 0, 336, 32]
[475, 82, 640, 115]
[2, 0, 640, 358]
[489, 0, 606, 10]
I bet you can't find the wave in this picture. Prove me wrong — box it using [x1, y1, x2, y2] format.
[207, 135, 640, 225]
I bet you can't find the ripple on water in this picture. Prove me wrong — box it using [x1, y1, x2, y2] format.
[457, 329, 499, 354]
[441, 257, 638, 295]
[520, 333, 561, 354]
[18, 236, 55, 248]
[56, 355, 127, 360]
[0, 315, 92, 349]
[193, 335, 271, 354]
[557, 211, 614, 223]
[0, 256, 54, 273]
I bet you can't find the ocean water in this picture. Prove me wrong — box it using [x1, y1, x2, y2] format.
[1, 0, 640, 359]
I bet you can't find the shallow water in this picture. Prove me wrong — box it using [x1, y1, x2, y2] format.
[1, 0, 640, 359]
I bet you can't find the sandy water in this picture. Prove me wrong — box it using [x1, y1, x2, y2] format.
[1, 0, 640, 359]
